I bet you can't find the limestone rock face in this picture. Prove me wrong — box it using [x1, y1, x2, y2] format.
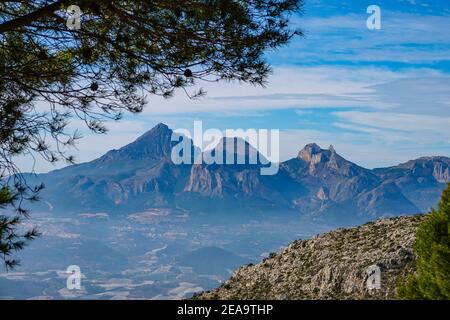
[197, 215, 425, 300]
[317, 186, 329, 200]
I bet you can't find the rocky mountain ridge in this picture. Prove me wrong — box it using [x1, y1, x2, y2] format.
[27, 123, 450, 224]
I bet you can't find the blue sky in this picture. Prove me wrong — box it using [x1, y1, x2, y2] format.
[21, 0, 450, 173]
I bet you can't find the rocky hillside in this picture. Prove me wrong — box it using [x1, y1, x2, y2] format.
[197, 215, 425, 300]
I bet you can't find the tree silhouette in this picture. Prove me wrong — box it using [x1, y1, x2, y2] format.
[0, 186, 40, 270]
[0, 0, 303, 268]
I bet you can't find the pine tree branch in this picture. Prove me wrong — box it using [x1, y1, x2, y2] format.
[0, 0, 67, 33]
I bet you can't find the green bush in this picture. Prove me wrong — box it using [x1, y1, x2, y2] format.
[0, 186, 13, 204]
[397, 183, 450, 299]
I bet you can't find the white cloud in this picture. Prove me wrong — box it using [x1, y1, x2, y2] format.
[283, 11, 450, 63]
[14, 7, 450, 173]
[17, 64, 450, 173]
[333, 111, 450, 142]
[137, 66, 447, 115]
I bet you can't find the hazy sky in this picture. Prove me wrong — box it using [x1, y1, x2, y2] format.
[18, 0, 450, 173]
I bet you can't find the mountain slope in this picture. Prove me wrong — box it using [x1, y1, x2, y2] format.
[196, 214, 425, 300]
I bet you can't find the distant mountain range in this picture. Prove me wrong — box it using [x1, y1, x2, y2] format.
[26, 123, 450, 224]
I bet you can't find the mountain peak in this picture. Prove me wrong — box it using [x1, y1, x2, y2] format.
[136, 123, 171, 141]
[298, 143, 324, 162]
[154, 122, 169, 130]
[295, 142, 367, 176]
[328, 145, 336, 153]
[305, 142, 322, 152]
[129, 122, 174, 148]
[216, 136, 256, 152]
[93, 123, 174, 170]
[212, 136, 265, 164]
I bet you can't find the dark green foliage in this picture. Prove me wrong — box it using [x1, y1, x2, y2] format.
[397, 183, 450, 299]
[0, 0, 303, 167]
[0, 0, 303, 164]
[0, 186, 40, 270]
